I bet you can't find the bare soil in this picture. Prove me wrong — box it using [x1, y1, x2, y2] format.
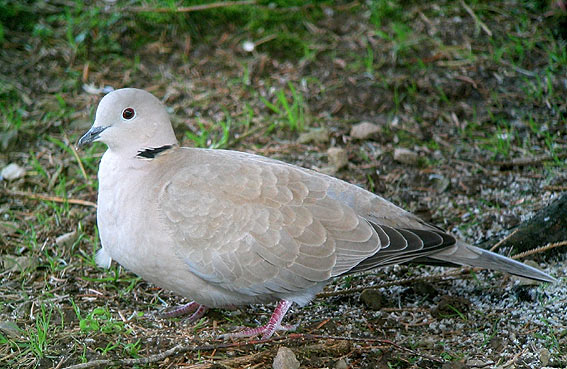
[1, 1, 566, 368]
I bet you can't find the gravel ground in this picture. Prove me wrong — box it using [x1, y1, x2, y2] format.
[1, 1, 566, 368]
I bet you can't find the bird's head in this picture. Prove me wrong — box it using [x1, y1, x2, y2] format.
[77, 88, 177, 156]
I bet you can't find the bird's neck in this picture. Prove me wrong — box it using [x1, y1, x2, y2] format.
[106, 139, 178, 160]
[136, 144, 176, 159]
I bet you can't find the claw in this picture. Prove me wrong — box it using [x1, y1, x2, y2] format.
[159, 300, 295, 339]
[222, 300, 295, 340]
[159, 301, 209, 323]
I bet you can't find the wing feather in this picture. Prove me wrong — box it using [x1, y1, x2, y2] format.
[158, 148, 462, 299]
[159, 151, 378, 298]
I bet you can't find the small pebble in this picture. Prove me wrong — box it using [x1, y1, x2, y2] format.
[56, 231, 79, 249]
[360, 289, 384, 310]
[242, 40, 255, 52]
[465, 359, 492, 367]
[0, 321, 21, 338]
[540, 347, 551, 366]
[297, 127, 329, 144]
[334, 358, 348, 369]
[429, 174, 450, 193]
[442, 361, 466, 369]
[1, 163, 26, 181]
[419, 337, 436, 349]
[411, 281, 438, 299]
[327, 147, 348, 171]
[350, 121, 380, 140]
[431, 295, 470, 318]
[273, 347, 299, 369]
[2, 255, 38, 273]
[393, 148, 419, 165]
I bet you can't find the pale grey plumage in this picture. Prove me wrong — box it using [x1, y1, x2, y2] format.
[78, 88, 554, 337]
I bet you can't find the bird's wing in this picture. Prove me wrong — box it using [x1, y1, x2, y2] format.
[158, 149, 457, 296]
[158, 149, 377, 296]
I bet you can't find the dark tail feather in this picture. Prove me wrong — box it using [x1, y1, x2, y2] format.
[427, 242, 556, 283]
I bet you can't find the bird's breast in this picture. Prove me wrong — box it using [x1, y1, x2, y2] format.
[97, 154, 164, 273]
[94, 153, 231, 305]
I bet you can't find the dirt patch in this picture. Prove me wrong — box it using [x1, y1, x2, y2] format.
[1, 1, 566, 368]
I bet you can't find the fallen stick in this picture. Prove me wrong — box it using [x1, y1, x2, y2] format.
[316, 269, 472, 298]
[461, 0, 492, 37]
[484, 152, 567, 169]
[5, 189, 97, 208]
[62, 333, 441, 369]
[126, 0, 256, 13]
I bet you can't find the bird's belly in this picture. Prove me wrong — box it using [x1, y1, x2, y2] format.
[96, 177, 265, 307]
[97, 185, 159, 273]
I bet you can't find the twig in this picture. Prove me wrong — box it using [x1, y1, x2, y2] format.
[5, 189, 97, 208]
[543, 185, 567, 192]
[183, 350, 271, 369]
[63, 338, 290, 369]
[62, 333, 442, 369]
[254, 34, 277, 47]
[62, 344, 186, 369]
[297, 334, 443, 363]
[64, 133, 89, 182]
[126, 0, 256, 13]
[490, 228, 519, 252]
[229, 124, 268, 146]
[454, 75, 478, 89]
[461, 0, 492, 37]
[498, 59, 538, 77]
[484, 152, 567, 168]
[316, 269, 471, 298]
[511, 240, 567, 260]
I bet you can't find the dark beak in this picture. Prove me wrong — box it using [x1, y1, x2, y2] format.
[77, 126, 108, 149]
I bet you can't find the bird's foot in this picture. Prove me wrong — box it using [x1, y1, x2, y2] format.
[159, 301, 209, 323]
[223, 321, 299, 340]
[222, 300, 295, 340]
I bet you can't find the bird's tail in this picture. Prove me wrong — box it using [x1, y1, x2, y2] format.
[428, 241, 556, 283]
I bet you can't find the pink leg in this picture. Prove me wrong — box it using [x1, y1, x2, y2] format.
[160, 301, 209, 323]
[159, 301, 199, 318]
[187, 304, 208, 323]
[224, 300, 296, 340]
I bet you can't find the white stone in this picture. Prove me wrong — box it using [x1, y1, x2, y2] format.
[1, 163, 26, 181]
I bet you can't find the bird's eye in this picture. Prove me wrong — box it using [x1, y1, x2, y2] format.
[122, 107, 136, 120]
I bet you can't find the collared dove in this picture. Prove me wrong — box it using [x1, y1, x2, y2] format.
[78, 88, 555, 339]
